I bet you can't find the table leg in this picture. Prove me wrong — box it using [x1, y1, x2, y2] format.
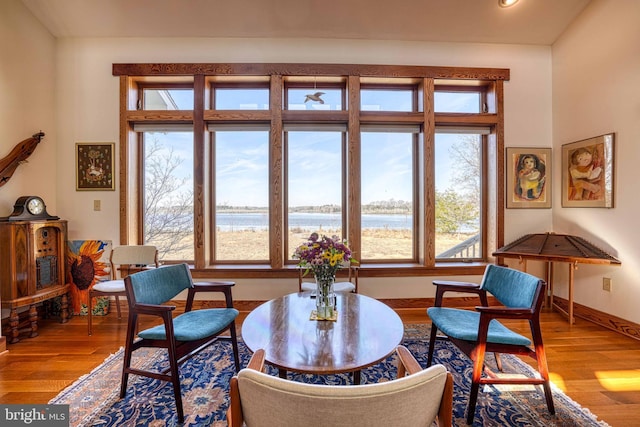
[353, 370, 361, 385]
[568, 263, 575, 325]
[278, 368, 287, 379]
[546, 261, 554, 309]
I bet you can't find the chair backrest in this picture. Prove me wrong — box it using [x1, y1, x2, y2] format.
[236, 364, 449, 427]
[110, 245, 158, 279]
[125, 263, 192, 306]
[480, 264, 543, 308]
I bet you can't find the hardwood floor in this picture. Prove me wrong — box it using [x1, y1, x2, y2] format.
[1, 307, 639, 425]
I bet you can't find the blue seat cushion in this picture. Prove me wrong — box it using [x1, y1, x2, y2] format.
[427, 307, 531, 346]
[138, 308, 239, 341]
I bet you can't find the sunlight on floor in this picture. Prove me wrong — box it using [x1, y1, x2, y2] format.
[550, 372, 567, 392]
[595, 370, 640, 391]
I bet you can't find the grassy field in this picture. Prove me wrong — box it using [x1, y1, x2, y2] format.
[207, 229, 476, 260]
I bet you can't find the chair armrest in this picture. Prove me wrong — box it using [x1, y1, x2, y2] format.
[133, 302, 175, 316]
[186, 281, 236, 311]
[227, 349, 266, 427]
[396, 345, 422, 377]
[247, 348, 266, 372]
[475, 306, 534, 319]
[192, 281, 235, 292]
[433, 280, 482, 292]
[432, 280, 488, 307]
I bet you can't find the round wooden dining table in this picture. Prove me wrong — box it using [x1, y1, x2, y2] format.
[241, 292, 404, 384]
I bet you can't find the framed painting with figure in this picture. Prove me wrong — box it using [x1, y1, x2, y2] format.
[562, 133, 615, 208]
[76, 142, 115, 190]
[506, 147, 551, 208]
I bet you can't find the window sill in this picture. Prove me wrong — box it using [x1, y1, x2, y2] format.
[187, 262, 488, 279]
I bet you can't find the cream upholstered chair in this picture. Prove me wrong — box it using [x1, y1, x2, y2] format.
[227, 346, 453, 427]
[87, 245, 158, 335]
[298, 264, 359, 293]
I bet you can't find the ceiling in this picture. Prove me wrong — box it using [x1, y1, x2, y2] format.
[21, 0, 591, 45]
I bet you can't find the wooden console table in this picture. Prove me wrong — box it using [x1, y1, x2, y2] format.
[493, 233, 621, 324]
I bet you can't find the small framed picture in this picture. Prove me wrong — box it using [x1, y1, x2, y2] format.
[76, 142, 115, 191]
[562, 133, 615, 208]
[506, 147, 551, 208]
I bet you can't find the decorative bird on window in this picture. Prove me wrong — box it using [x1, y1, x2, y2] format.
[304, 92, 325, 104]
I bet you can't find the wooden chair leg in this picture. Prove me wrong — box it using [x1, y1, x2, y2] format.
[167, 343, 185, 423]
[119, 313, 137, 399]
[467, 346, 487, 425]
[534, 341, 555, 414]
[87, 292, 93, 336]
[494, 352, 503, 371]
[230, 321, 240, 372]
[115, 296, 122, 319]
[426, 324, 439, 367]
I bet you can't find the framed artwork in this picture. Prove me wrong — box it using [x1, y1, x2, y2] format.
[66, 240, 112, 315]
[506, 147, 551, 208]
[562, 133, 615, 208]
[76, 142, 115, 190]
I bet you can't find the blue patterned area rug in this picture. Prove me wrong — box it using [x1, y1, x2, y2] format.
[50, 325, 609, 427]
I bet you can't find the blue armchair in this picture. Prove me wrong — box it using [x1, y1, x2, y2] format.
[426, 264, 554, 425]
[119, 263, 240, 423]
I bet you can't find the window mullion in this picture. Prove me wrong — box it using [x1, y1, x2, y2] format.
[270, 75, 284, 269]
[423, 78, 436, 266]
[347, 75, 361, 260]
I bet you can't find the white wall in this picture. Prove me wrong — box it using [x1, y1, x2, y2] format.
[551, 0, 640, 323]
[52, 37, 553, 300]
[0, 0, 56, 214]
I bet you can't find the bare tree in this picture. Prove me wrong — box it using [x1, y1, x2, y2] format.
[435, 135, 481, 239]
[448, 135, 481, 196]
[144, 138, 194, 259]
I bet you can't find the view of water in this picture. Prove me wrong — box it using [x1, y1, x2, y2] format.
[215, 212, 412, 231]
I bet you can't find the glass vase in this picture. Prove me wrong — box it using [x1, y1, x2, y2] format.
[315, 275, 336, 320]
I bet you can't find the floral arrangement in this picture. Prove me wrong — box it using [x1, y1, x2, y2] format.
[293, 232, 356, 283]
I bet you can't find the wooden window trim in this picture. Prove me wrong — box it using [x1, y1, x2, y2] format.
[115, 63, 507, 278]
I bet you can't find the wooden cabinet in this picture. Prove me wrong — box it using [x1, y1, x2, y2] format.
[0, 219, 70, 343]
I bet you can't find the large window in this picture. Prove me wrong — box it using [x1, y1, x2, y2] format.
[286, 129, 345, 255]
[434, 131, 483, 259]
[361, 130, 415, 260]
[142, 130, 194, 261]
[214, 129, 270, 261]
[116, 63, 508, 276]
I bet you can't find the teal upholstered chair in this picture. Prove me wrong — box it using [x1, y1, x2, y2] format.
[119, 263, 240, 423]
[426, 264, 554, 425]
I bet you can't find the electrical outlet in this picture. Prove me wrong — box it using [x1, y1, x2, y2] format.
[93, 200, 101, 211]
[602, 277, 612, 292]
